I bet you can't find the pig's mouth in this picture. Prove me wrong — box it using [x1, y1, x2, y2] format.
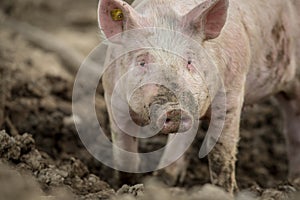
[129, 103, 194, 134]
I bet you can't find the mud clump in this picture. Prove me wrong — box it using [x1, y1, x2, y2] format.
[113, 179, 252, 200]
[0, 130, 114, 200]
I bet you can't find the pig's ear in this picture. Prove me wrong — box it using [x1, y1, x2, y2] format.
[98, 0, 141, 39]
[183, 0, 229, 40]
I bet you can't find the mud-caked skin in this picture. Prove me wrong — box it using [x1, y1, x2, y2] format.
[98, 0, 300, 193]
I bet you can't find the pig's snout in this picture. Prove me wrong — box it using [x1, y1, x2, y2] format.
[156, 108, 193, 134]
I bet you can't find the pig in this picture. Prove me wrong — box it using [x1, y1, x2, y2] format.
[98, 0, 300, 193]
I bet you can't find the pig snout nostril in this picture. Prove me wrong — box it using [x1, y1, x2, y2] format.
[157, 109, 193, 134]
[165, 118, 171, 123]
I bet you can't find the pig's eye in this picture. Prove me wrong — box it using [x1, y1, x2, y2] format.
[139, 61, 146, 67]
[136, 53, 151, 67]
[187, 59, 194, 71]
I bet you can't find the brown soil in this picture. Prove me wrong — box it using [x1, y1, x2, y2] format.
[0, 0, 299, 199]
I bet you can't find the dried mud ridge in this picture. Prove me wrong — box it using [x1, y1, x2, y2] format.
[0, 130, 114, 200]
[1, 129, 299, 200]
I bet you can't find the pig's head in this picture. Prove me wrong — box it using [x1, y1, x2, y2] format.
[98, 0, 228, 134]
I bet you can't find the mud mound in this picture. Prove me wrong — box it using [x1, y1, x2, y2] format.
[0, 130, 114, 200]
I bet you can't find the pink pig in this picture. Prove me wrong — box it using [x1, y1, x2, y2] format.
[98, 0, 300, 193]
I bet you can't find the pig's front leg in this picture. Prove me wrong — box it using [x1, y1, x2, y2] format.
[105, 94, 140, 173]
[155, 134, 190, 185]
[208, 89, 244, 194]
[110, 122, 140, 186]
[111, 122, 140, 172]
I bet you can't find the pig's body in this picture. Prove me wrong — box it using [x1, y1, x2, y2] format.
[99, 0, 300, 193]
[132, 0, 298, 103]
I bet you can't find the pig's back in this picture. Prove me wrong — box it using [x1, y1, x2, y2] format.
[234, 0, 298, 103]
[130, 0, 298, 103]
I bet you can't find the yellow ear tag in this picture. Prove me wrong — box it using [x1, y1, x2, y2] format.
[111, 9, 124, 21]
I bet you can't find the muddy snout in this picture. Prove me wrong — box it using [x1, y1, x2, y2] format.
[154, 104, 193, 134]
[128, 83, 197, 134]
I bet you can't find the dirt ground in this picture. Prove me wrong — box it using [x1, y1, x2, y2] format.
[0, 0, 299, 199]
